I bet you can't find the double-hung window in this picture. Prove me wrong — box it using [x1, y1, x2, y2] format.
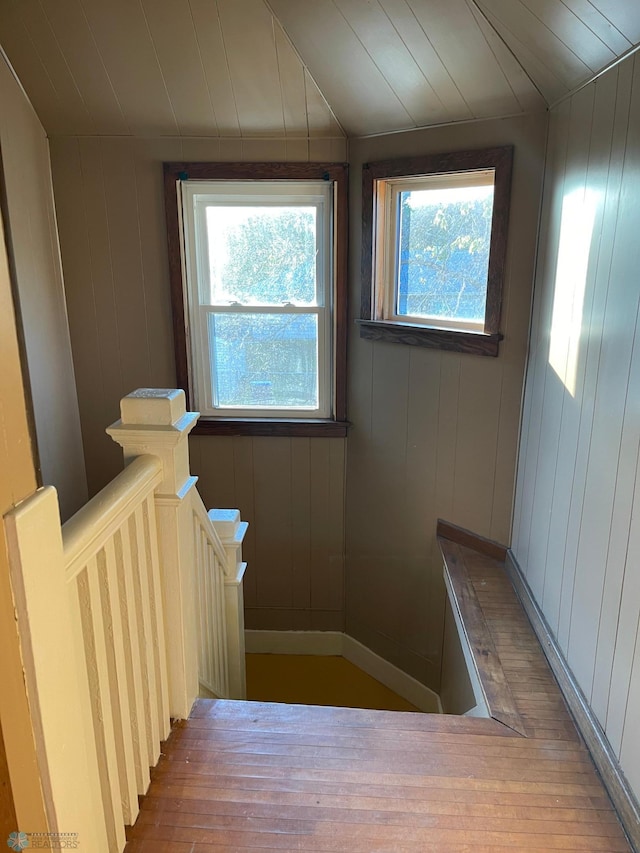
[359, 147, 513, 357]
[164, 163, 348, 436]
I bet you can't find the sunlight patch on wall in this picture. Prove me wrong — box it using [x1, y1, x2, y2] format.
[548, 188, 599, 396]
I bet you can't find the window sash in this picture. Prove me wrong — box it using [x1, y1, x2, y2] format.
[195, 197, 327, 309]
[379, 170, 495, 332]
[193, 304, 330, 419]
[181, 180, 333, 419]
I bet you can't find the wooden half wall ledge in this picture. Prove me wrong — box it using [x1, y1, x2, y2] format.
[438, 518, 640, 852]
[437, 524, 525, 736]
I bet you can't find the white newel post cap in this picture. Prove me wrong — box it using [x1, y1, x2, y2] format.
[106, 388, 199, 495]
[120, 387, 189, 425]
[208, 509, 248, 580]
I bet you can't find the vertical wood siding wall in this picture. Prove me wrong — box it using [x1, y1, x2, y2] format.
[0, 53, 89, 835]
[49, 135, 348, 632]
[50, 116, 547, 668]
[347, 114, 547, 688]
[513, 53, 640, 801]
[0, 195, 36, 850]
[0, 55, 87, 520]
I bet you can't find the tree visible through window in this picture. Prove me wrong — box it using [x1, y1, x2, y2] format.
[397, 184, 493, 323]
[215, 208, 316, 304]
[204, 205, 320, 411]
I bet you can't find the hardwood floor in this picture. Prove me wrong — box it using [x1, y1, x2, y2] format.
[125, 543, 632, 852]
[125, 698, 629, 851]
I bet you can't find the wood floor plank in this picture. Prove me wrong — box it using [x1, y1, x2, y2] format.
[140, 792, 619, 823]
[148, 761, 612, 801]
[124, 841, 614, 853]
[188, 699, 517, 735]
[161, 740, 596, 776]
[159, 748, 599, 786]
[170, 727, 589, 758]
[146, 772, 610, 802]
[127, 821, 630, 851]
[131, 805, 625, 840]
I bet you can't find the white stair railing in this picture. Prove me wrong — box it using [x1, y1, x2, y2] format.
[4, 388, 247, 852]
[64, 453, 169, 848]
[192, 491, 230, 697]
[207, 508, 248, 700]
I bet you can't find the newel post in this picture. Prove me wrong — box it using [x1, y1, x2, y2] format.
[107, 389, 199, 719]
[209, 510, 248, 699]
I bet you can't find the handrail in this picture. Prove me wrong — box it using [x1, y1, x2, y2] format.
[63, 454, 163, 581]
[4, 388, 247, 852]
[191, 487, 229, 572]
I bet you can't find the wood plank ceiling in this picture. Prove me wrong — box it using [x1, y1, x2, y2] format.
[0, 0, 638, 139]
[0, 0, 343, 138]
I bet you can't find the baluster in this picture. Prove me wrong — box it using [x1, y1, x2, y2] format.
[214, 547, 228, 694]
[76, 559, 126, 850]
[196, 519, 209, 690]
[133, 504, 161, 765]
[143, 494, 171, 740]
[208, 542, 220, 693]
[115, 524, 150, 795]
[207, 536, 220, 693]
[99, 539, 138, 826]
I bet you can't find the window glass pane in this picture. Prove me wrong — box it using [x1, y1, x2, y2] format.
[396, 184, 494, 323]
[209, 313, 319, 409]
[205, 206, 317, 306]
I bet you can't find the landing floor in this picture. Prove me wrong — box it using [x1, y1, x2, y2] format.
[125, 696, 629, 852]
[125, 544, 631, 852]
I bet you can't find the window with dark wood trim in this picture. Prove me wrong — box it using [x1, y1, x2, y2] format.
[359, 147, 513, 357]
[164, 162, 348, 437]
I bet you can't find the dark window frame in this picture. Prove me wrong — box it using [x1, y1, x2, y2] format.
[358, 146, 513, 357]
[164, 161, 349, 437]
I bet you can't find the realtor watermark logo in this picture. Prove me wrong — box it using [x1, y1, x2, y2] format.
[7, 833, 79, 850]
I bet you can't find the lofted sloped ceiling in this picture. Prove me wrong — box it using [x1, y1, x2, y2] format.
[0, 0, 638, 139]
[0, 0, 344, 138]
[474, 0, 640, 103]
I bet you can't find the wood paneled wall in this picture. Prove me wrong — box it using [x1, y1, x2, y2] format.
[51, 116, 547, 660]
[513, 52, 640, 804]
[346, 114, 547, 689]
[191, 435, 346, 631]
[0, 163, 42, 842]
[49, 134, 348, 631]
[0, 53, 87, 520]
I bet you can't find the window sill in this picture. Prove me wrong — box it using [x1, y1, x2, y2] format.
[356, 319, 502, 357]
[192, 417, 349, 437]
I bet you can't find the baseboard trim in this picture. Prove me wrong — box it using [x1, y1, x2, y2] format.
[341, 634, 442, 714]
[505, 551, 640, 853]
[245, 630, 441, 714]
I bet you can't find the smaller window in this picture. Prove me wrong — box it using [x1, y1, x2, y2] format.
[359, 147, 513, 356]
